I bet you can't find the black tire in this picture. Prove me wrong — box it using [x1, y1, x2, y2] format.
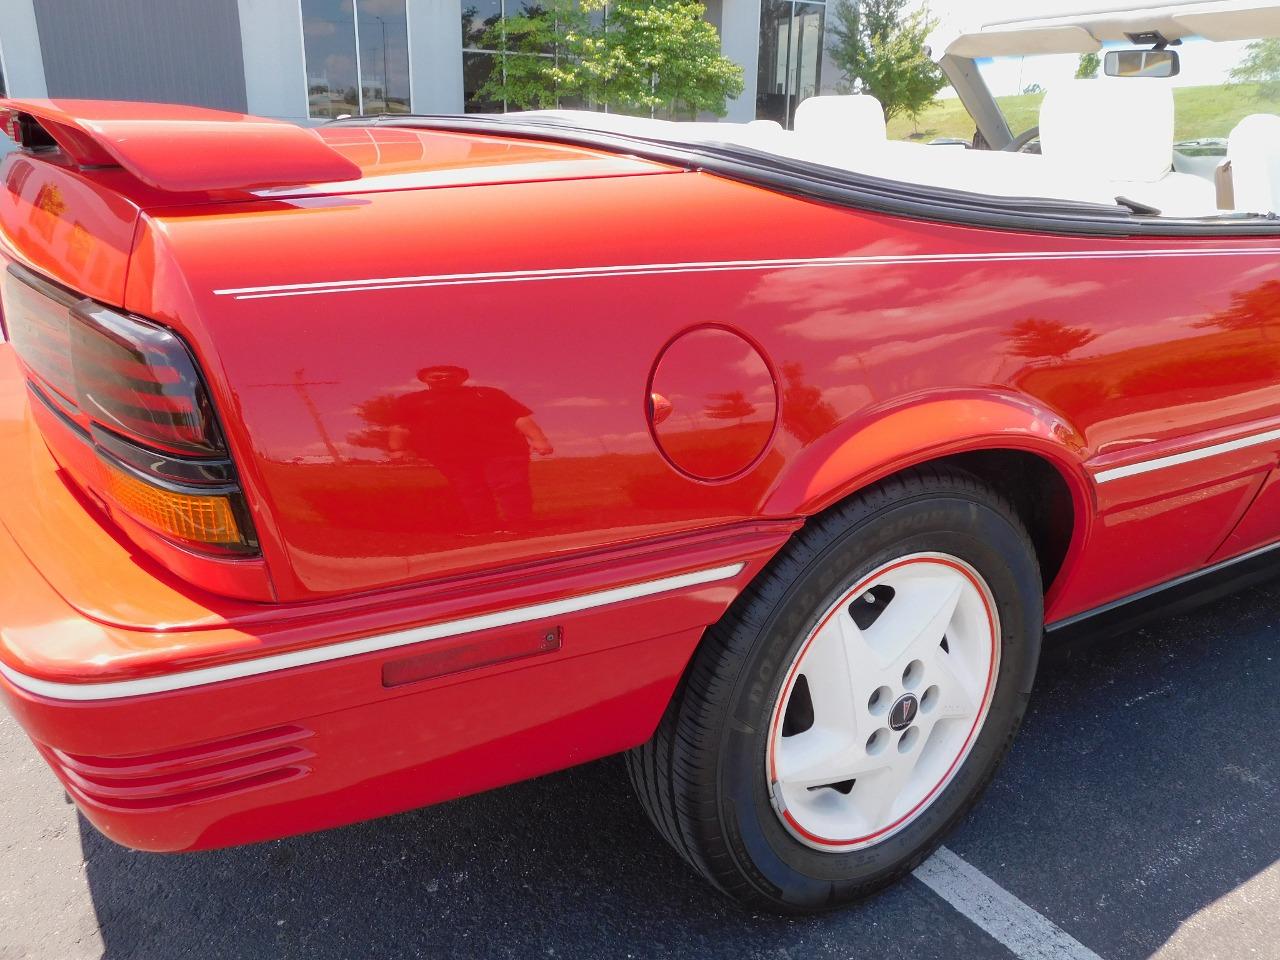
[625, 465, 1042, 913]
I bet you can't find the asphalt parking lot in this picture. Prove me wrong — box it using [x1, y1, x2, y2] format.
[2, 579, 1278, 960]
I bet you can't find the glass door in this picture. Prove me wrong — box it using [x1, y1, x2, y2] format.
[756, 0, 827, 127]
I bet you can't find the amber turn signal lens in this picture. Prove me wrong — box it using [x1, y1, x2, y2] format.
[101, 462, 243, 547]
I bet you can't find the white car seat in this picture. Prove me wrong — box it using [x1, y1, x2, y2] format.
[1226, 113, 1280, 214]
[792, 95, 888, 153]
[1038, 79, 1217, 216]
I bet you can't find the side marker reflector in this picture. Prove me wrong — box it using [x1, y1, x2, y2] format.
[382, 626, 563, 687]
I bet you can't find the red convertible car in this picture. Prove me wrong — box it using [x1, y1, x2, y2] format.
[4, 1, 1280, 913]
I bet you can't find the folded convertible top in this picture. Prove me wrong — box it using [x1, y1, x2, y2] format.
[0, 99, 362, 193]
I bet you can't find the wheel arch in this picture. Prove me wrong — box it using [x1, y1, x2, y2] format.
[760, 391, 1094, 602]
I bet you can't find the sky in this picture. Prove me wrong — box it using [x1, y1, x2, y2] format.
[917, 1, 1257, 99]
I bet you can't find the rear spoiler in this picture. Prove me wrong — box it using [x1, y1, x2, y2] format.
[0, 99, 361, 193]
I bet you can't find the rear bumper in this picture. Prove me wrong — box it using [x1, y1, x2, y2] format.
[1, 613, 714, 852]
[0, 346, 795, 851]
[0, 499, 782, 850]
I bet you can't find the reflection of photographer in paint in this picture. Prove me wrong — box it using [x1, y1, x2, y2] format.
[388, 366, 553, 533]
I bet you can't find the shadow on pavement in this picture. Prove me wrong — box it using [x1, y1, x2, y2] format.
[76, 758, 999, 960]
[78, 583, 1280, 960]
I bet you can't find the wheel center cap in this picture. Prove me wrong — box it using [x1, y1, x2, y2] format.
[888, 693, 919, 731]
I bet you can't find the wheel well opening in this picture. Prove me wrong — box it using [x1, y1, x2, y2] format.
[935, 449, 1076, 594]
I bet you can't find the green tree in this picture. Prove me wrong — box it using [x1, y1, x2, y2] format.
[1075, 51, 1100, 79]
[704, 390, 756, 423]
[1231, 38, 1280, 97]
[475, 0, 590, 110]
[827, 0, 946, 122]
[1008, 318, 1097, 360]
[474, 0, 743, 117]
[583, 0, 743, 117]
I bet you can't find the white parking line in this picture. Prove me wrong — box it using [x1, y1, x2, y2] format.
[915, 846, 1105, 960]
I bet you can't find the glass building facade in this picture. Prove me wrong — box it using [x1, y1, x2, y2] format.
[458, 0, 840, 124]
[461, 1, 600, 114]
[461, 1, 503, 113]
[0, 0, 848, 130]
[756, 0, 839, 126]
[302, 0, 412, 119]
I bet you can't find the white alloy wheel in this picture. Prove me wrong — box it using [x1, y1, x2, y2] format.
[767, 552, 1000, 851]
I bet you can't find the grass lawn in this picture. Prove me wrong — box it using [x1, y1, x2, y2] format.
[885, 82, 1280, 143]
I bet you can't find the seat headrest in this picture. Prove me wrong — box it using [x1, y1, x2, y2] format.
[1228, 113, 1280, 213]
[1229, 113, 1280, 146]
[792, 95, 887, 151]
[1039, 79, 1174, 183]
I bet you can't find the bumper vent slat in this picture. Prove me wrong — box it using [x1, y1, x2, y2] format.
[43, 724, 314, 810]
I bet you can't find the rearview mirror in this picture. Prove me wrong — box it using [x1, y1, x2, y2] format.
[1104, 49, 1180, 78]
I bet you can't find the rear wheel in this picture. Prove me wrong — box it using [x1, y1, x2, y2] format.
[626, 466, 1042, 912]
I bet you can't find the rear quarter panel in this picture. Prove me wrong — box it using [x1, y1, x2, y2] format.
[127, 167, 1280, 618]
[0, 153, 139, 305]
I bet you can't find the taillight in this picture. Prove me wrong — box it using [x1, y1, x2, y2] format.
[3, 263, 78, 402]
[69, 301, 222, 455]
[3, 263, 258, 556]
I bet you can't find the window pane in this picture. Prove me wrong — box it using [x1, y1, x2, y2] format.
[791, 3, 825, 120]
[464, 51, 504, 112]
[757, 0, 792, 124]
[819, 19, 843, 96]
[303, 0, 359, 118]
[757, 1, 829, 127]
[357, 0, 410, 114]
[462, 0, 503, 49]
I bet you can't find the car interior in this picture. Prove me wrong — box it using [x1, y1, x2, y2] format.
[525, 80, 1280, 220]
[515, 0, 1280, 221]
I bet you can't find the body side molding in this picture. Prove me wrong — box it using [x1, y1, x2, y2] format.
[1093, 427, 1280, 482]
[0, 563, 745, 701]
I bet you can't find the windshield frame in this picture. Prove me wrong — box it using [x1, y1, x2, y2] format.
[937, 54, 1015, 149]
